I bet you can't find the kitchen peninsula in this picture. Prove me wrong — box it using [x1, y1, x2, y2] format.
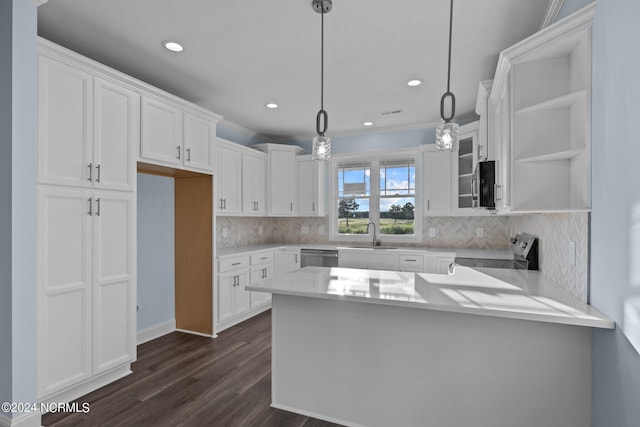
[248, 266, 613, 427]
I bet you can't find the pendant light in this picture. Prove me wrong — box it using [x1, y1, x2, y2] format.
[436, 0, 459, 152]
[311, 0, 332, 161]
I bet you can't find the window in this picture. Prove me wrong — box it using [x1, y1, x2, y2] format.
[332, 151, 421, 242]
[379, 160, 416, 235]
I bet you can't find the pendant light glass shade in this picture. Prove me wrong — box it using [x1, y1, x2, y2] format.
[312, 135, 331, 160]
[436, 120, 459, 152]
[436, 0, 459, 152]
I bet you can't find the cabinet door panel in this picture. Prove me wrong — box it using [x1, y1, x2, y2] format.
[235, 271, 250, 315]
[297, 159, 316, 216]
[39, 56, 93, 187]
[141, 96, 182, 165]
[93, 192, 135, 373]
[218, 274, 235, 322]
[184, 112, 214, 172]
[218, 146, 242, 213]
[424, 149, 452, 215]
[269, 150, 296, 215]
[38, 187, 92, 397]
[94, 78, 139, 191]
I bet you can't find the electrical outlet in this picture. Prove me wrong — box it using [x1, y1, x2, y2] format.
[429, 227, 436, 237]
[318, 225, 325, 235]
[476, 227, 484, 238]
[301, 226, 309, 235]
[223, 227, 228, 238]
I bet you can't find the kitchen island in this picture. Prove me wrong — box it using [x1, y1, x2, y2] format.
[247, 266, 613, 427]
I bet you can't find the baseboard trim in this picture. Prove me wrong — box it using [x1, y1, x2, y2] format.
[0, 410, 41, 427]
[39, 365, 131, 407]
[137, 319, 176, 344]
[175, 328, 214, 338]
[271, 403, 363, 427]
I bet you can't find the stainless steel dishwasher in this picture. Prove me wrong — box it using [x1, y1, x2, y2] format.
[300, 249, 339, 268]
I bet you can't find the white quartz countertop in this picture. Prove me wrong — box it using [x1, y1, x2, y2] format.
[246, 266, 614, 329]
[216, 243, 510, 259]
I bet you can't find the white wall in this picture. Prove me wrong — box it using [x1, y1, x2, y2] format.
[590, 0, 640, 425]
[136, 173, 176, 332]
[0, 0, 39, 419]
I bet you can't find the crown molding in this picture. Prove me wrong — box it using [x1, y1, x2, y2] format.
[31, 0, 49, 6]
[540, 0, 565, 30]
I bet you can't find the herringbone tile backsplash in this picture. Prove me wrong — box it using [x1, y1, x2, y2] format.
[216, 212, 589, 301]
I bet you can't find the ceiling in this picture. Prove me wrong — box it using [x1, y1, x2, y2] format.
[38, 0, 550, 141]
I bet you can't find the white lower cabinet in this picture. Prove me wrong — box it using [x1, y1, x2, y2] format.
[37, 186, 135, 399]
[275, 249, 301, 275]
[339, 251, 396, 271]
[250, 251, 275, 308]
[217, 255, 251, 324]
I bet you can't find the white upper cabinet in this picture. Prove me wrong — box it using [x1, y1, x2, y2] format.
[252, 143, 305, 216]
[215, 139, 243, 214]
[183, 112, 215, 172]
[489, 4, 594, 212]
[39, 56, 93, 188]
[451, 121, 480, 214]
[140, 95, 184, 167]
[93, 78, 139, 191]
[422, 145, 452, 216]
[242, 151, 267, 215]
[39, 56, 139, 192]
[297, 155, 327, 216]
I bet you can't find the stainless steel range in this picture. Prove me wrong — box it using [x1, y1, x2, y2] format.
[454, 233, 539, 270]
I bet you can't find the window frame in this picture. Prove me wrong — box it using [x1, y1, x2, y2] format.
[330, 148, 423, 244]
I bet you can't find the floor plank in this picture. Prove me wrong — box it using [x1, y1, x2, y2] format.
[42, 310, 342, 427]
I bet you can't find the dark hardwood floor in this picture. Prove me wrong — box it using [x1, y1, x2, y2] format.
[42, 310, 341, 427]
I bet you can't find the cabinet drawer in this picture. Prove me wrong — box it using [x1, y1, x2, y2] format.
[398, 254, 424, 267]
[250, 251, 274, 266]
[218, 255, 250, 273]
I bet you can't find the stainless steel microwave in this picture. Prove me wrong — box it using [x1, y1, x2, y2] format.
[473, 160, 496, 209]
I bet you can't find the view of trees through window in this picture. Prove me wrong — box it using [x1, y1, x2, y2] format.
[337, 160, 416, 235]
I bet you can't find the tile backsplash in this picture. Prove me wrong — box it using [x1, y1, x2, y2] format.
[216, 212, 589, 301]
[509, 212, 589, 302]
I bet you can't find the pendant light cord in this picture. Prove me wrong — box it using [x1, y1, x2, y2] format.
[440, 0, 456, 122]
[320, 10, 324, 111]
[446, 0, 453, 93]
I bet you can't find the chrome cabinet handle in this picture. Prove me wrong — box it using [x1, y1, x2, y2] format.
[290, 202, 293, 211]
[95, 198, 101, 216]
[404, 259, 417, 262]
[220, 199, 224, 209]
[88, 163, 93, 182]
[87, 198, 92, 216]
[176, 145, 181, 160]
[295, 254, 298, 264]
[232, 262, 241, 266]
[427, 199, 430, 211]
[223, 199, 226, 210]
[96, 164, 101, 183]
[312, 202, 315, 212]
[186, 147, 191, 161]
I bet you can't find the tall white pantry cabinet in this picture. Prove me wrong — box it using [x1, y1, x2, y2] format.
[37, 43, 137, 401]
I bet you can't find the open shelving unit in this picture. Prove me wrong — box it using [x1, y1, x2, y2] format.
[490, 3, 594, 212]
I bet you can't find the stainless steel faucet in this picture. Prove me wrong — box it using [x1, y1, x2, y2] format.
[366, 221, 381, 246]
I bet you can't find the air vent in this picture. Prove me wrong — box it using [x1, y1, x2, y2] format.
[381, 109, 403, 116]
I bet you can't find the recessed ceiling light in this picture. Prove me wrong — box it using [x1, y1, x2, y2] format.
[162, 41, 184, 52]
[407, 79, 422, 87]
[265, 103, 279, 109]
[363, 121, 374, 127]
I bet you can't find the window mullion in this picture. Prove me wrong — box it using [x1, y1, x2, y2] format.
[370, 159, 380, 229]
